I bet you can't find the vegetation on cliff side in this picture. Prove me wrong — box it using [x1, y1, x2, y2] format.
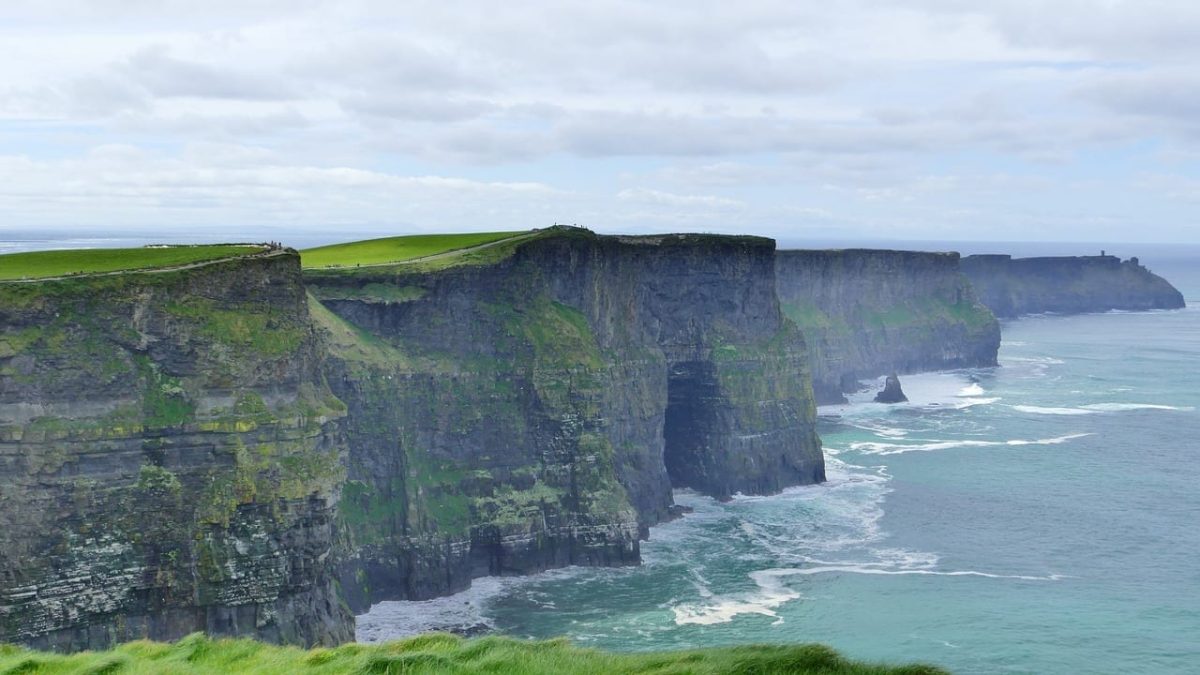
[0, 633, 948, 674]
[781, 295, 995, 337]
[0, 245, 266, 280]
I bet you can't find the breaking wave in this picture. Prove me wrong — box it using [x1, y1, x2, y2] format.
[845, 433, 1092, 456]
[1012, 403, 1193, 416]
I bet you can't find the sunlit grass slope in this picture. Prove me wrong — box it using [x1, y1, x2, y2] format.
[0, 633, 948, 674]
[301, 232, 530, 269]
[0, 245, 265, 281]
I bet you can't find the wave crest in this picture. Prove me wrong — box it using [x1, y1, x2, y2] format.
[843, 433, 1092, 456]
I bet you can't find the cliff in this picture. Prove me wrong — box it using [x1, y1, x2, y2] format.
[776, 250, 1000, 404]
[304, 227, 824, 610]
[0, 251, 353, 651]
[961, 254, 1186, 318]
[0, 230, 826, 650]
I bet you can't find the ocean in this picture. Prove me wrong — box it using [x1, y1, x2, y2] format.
[5, 234, 1197, 673]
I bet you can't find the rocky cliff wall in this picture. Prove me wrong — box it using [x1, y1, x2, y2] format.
[961, 254, 1186, 318]
[0, 229, 835, 649]
[776, 250, 1000, 404]
[304, 228, 824, 611]
[0, 252, 353, 651]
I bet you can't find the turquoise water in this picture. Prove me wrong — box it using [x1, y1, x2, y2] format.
[362, 272, 1200, 674]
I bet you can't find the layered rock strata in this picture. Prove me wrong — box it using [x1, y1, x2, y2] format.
[0, 252, 352, 651]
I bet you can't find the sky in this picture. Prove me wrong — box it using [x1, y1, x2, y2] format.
[1, 0, 1198, 244]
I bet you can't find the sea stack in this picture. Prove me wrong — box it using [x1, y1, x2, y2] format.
[874, 374, 908, 403]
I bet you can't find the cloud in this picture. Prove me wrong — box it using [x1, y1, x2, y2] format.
[339, 94, 498, 122]
[0, 0, 1198, 242]
[1076, 67, 1200, 130]
[617, 188, 744, 209]
[120, 46, 303, 101]
[0, 145, 564, 231]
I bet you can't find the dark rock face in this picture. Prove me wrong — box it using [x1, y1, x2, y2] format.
[874, 374, 908, 403]
[305, 228, 824, 610]
[0, 253, 353, 651]
[776, 250, 1000, 404]
[961, 254, 1186, 318]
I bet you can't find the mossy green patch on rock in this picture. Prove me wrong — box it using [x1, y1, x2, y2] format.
[310, 283, 427, 304]
[164, 296, 307, 358]
[136, 464, 183, 495]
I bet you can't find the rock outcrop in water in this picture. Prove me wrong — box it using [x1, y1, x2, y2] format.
[874, 374, 908, 403]
[775, 249, 1000, 404]
[0, 252, 352, 651]
[304, 227, 823, 611]
[960, 254, 1186, 318]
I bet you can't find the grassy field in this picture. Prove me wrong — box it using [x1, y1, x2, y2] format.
[0, 633, 948, 674]
[301, 232, 530, 269]
[0, 245, 265, 281]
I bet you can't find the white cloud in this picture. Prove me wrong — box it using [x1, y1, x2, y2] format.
[0, 0, 1197, 242]
[617, 188, 744, 209]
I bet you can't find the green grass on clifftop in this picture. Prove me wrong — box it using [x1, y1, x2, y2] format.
[0, 245, 265, 281]
[0, 633, 948, 674]
[301, 232, 529, 269]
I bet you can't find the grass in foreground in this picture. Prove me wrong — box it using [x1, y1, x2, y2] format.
[0, 245, 265, 281]
[0, 633, 948, 674]
[300, 232, 529, 269]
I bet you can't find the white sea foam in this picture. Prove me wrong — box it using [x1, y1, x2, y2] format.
[1012, 403, 1193, 415]
[1001, 355, 1066, 378]
[672, 568, 802, 625]
[671, 553, 1063, 626]
[355, 577, 508, 642]
[820, 371, 1000, 416]
[847, 433, 1092, 456]
[869, 548, 940, 570]
[1004, 356, 1066, 365]
[356, 565, 617, 642]
[957, 383, 985, 397]
[1011, 405, 1097, 416]
[758, 566, 1065, 582]
[949, 396, 1001, 409]
[847, 420, 910, 438]
[1080, 403, 1194, 412]
[689, 568, 715, 598]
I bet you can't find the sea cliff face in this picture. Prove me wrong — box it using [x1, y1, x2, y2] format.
[961, 254, 1186, 318]
[4, 230, 1013, 650]
[776, 250, 1000, 404]
[304, 228, 823, 611]
[0, 252, 353, 651]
